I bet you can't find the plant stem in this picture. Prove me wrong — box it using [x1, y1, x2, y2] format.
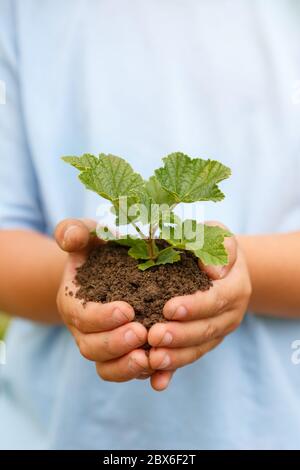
[130, 220, 147, 239]
[146, 238, 157, 261]
[151, 203, 178, 239]
[146, 219, 158, 261]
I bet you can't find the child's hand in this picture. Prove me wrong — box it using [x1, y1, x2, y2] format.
[55, 219, 152, 383]
[148, 222, 252, 390]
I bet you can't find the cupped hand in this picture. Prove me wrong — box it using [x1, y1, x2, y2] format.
[148, 222, 252, 390]
[55, 219, 152, 383]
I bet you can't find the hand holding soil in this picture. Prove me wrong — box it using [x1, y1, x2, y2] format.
[55, 219, 154, 385]
[55, 152, 252, 389]
[55, 218, 251, 391]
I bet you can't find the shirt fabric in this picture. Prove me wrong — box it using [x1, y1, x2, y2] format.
[0, 0, 300, 450]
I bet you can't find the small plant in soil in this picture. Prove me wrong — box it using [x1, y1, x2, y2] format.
[62, 152, 232, 328]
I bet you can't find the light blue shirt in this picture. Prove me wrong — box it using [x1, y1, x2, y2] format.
[1, 0, 300, 450]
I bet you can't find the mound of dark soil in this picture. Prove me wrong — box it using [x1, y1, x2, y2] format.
[74, 242, 212, 328]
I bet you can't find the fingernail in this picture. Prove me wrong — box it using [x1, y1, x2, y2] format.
[63, 225, 78, 247]
[113, 308, 132, 324]
[158, 354, 171, 369]
[173, 305, 188, 319]
[124, 329, 140, 347]
[160, 331, 173, 346]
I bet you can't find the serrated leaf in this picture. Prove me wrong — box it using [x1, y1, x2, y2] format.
[132, 176, 176, 225]
[63, 150, 232, 270]
[62, 154, 98, 170]
[111, 195, 141, 226]
[79, 154, 144, 202]
[193, 225, 232, 265]
[155, 152, 231, 203]
[144, 176, 177, 206]
[166, 218, 232, 266]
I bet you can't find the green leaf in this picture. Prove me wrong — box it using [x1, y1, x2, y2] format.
[137, 246, 181, 270]
[159, 211, 182, 237]
[111, 195, 142, 226]
[115, 235, 142, 248]
[63, 150, 232, 271]
[128, 244, 149, 260]
[116, 237, 150, 260]
[138, 260, 156, 271]
[166, 217, 232, 266]
[62, 154, 98, 171]
[155, 152, 231, 203]
[144, 176, 177, 206]
[156, 246, 181, 265]
[132, 176, 176, 225]
[79, 154, 144, 202]
[193, 225, 232, 265]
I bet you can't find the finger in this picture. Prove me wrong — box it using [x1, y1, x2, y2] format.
[149, 338, 223, 371]
[198, 221, 237, 280]
[55, 218, 99, 254]
[163, 280, 229, 322]
[75, 321, 148, 362]
[150, 371, 175, 391]
[149, 312, 238, 348]
[59, 289, 135, 333]
[96, 349, 151, 383]
[136, 372, 153, 380]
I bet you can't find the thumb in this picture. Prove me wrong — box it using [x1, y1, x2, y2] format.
[198, 221, 237, 280]
[54, 218, 97, 253]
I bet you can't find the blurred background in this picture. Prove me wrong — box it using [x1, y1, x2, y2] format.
[0, 313, 9, 340]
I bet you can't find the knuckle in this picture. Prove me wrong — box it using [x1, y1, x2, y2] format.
[202, 321, 218, 342]
[71, 306, 85, 331]
[194, 345, 205, 361]
[215, 293, 228, 314]
[78, 336, 91, 360]
[96, 363, 125, 383]
[96, 363, 111, 381]
[128, 351, 148, 374]
[101, 333, 115, 358]
[128, 357, 141, 374]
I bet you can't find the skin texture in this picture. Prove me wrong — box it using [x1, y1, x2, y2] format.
[0, 230, 66, 323]
[0, 222, 299, 390]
